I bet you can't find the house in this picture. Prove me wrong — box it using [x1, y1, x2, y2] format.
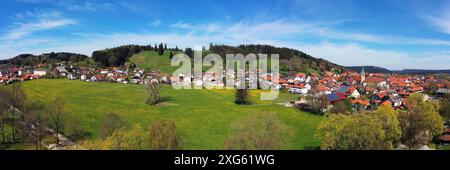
[33, 70, 47, 76]
[100, 69, 109, 74]
[337, 86, 360, 98]
[388, 94, 403, 107]
[352, 99, 370, 110]
[68, 74, 76, 80]
[327, 92, 347, 104]
[294, 73, 306, 82]
[436, 88, 450, 97]
[80, 75, 87, 81]
[438, 127, 450, 144]
[316, 84, 331, 94]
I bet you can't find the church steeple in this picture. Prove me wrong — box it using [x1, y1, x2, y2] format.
[360, 68, 366, 84]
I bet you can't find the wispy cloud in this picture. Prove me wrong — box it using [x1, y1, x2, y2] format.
[170, 21, 195, 29]
[151, 20, 161, 27]
[2, 10, 76, 40]
[422, 2, 450, 35]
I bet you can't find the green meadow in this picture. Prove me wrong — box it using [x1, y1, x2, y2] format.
[22, 79, 323, 149]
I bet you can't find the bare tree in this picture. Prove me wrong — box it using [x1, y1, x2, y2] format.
[225, 112, 293, 150]
[25, 102, 47, 150]
[8, 83, 26, 142]
[144, 80, 162, 105]
[99, 112, 127, 138]
[47, 97, 67, 145]
[149, 119, 181, 150]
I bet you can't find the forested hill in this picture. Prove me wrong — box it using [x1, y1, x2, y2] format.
[2, 52, 88, 66]
[209, 44, 345, 73]
[92, 44, 181, 67]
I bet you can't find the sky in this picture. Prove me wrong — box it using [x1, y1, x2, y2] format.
[1, 0, 450, 70]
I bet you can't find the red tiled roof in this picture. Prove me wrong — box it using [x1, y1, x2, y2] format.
[382, 100, 392, 106]
[440, 134, 450, 142]
[364, 77, 385, 83]
[377, 91, 387, 99]
[352, 99, 369, 105]
[316, 84, 329, 91]
[296, 73, 305, 77]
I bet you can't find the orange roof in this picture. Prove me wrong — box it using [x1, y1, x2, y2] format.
[382, 100, 392, 106]
[440, 134, 450, 142]
[296, 73, 306, 77]
[410, 86, 423, 92]
[377, 92, 387, 99]
[316, 84, 329, 91]
[352, 99, 369, 105]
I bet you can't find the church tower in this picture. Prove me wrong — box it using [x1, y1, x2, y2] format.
[360, 68, 366, 84]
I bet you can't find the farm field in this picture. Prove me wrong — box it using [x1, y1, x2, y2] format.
[22, 79, 323, 149]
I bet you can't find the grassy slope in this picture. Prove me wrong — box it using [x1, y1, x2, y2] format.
[22, 79, 323, 149]
[128, 51, 178, 74]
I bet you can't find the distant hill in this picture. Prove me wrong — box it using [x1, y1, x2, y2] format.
[2, 52, 88, 66]
[346, 66, 392, 73]
[347, 66, 450, 74]
[391, 69, 450, 74]
[209, 44, 345, 73]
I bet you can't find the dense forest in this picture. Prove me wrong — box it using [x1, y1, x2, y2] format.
[209, 44, 345, 73]
[92, 44, 181, 67]
[2, 52, 88, 66]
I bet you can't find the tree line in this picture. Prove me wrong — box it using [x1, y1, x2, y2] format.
[2, 52, 88, 67]
[92, 44, 181, 67]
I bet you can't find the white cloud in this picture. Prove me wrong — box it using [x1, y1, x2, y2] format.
[151, 20, 161, 27]
[2, 11, 76, 40]
[292, 42, 450, 70]
[170, 22, 195, 29]
[2, 19, 450, 69]
[423, 3, 450, 35]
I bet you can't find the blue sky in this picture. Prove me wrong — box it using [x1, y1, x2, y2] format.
[1, 0, 450, 69]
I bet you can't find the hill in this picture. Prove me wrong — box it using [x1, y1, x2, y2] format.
[22, 79, 323, 149]
[346, 66, 392, 73]
[92, 44, 345, 74]
[347, 66, 450, 74]
[1, 52, 88, 66]
[392, 69, 450, 74]
[127, 50, 180, 74]
[209, 44, 345, 74]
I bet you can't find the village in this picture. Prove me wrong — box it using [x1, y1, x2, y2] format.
[1, 61, 449, 110]
[1, 61, 450, 145]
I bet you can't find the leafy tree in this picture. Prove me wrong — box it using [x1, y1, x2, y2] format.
[82, 124, 147, 150]
[317, 113, 390, 150]
[144, 81, 162, 105]
[149, 119, 182, 150]
[224, 113, 293, 150]
[235, 88, 250, 105]
[398, 93, 444, 149]
[372, 105, 401, 147]
[99, 112, 127, 138]
[330, 98, 352, 114]
[439, 94, 450, 122]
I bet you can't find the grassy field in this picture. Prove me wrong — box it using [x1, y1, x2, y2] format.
[22, 79, 323, 149]
[128, 51, 179, 74]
